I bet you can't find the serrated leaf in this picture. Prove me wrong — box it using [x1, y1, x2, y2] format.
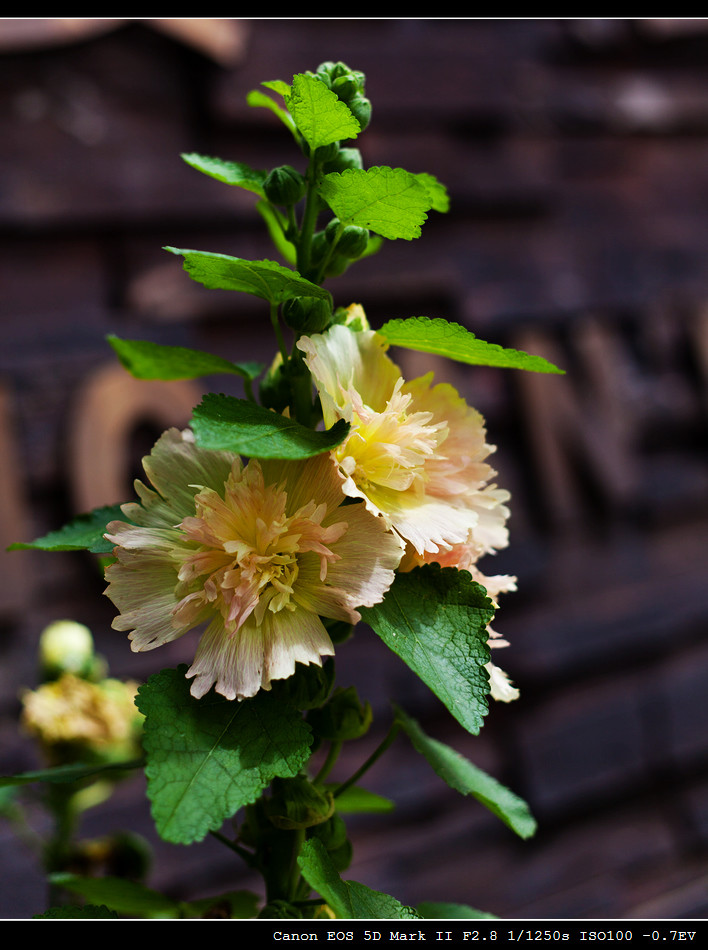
[298, 838, 421, 919]
[107, 336, 262, 383]
[378, 317, 565, 374]
[49, 874, 181, 919]
[247, 88, 297, 135]
[395, 706, 537, 839]
[34, 905, 119, 919]
[165, 248, 331, 306]
[0, 760, 142, 788]
[256, 200, 298, 265]
[191, 393, 349, 459]
[262, 79, 291, 97]
[418, 901, 497, 919]
[286, 73, 361, 149]
[414, 173, 450, 213]
[320, 167, 433, 240]
[136, 667, 312, 844]
[330, 785, 395, 814]
[360, 565, 494, 735]
[8, 504, 131, 556]
[181, 153, 267, 197]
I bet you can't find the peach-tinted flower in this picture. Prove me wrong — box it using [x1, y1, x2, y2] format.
[104, 428, 402, 701]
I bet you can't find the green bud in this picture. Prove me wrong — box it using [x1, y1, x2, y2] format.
[336, 225, 369, 259]
[307, 686, 373, 742]
[265, 776, 335, 830]
[332, 74, 359, 103]
[38, 620, 103, 682]
[323, 254, 350, 278]
[332, 303, 370, 332]
[322, 147, 364, 174]
[314, 141, 341, 164]
[309, 812, 348, 852]
[264, 165, 306, 206]
[271, 658, 335, 710]
[281, 295, 332, 334]
[347, 94, 372, 132]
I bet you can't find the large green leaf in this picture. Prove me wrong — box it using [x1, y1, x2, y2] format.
[191, 393, 349, 459]
[286, 72, 361, 149]
[298, 838, 421, 919]
[8, 504, 130, 556]
[320, 167, 434, 240]
[108, 336, 262, 383]
[418, 901, 496, 919]
[329, 785, 395, 814]
[136, 667, 312, 844]
[48, 874, 181, 919]
[165, 249, 332, 305]
[395, 707, 537, 839]
[360, 565, 494, 735]
[378, 317, 564, 374]
[181, 153, 267, 196]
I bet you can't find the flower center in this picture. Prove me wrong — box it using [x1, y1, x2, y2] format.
[336, 378, 447, 496]
[170, 460, 346, 635]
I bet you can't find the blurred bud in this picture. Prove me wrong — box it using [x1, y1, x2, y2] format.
[346, 94, 372, 131]
[332, 75, 359, 103]
[38, 620, 104, 682]
[332, 303, 370, 332]
[307, 686, 373, 742]
[264, 165, 306, 206]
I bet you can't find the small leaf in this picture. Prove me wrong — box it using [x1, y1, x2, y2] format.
[418, 901, 497, 919]
[395, 706, 537, 839]
[181, 153, 267, 197]
[320, 167, 434, 240]
[414, 173, 450, 213]
[286, 73, 360, 149]
[107, 336, 262, 383]
[360, 565, 494, 735]
[49, 874, 181, 919]
[256, 200, 297, 265]
[165, 248, 332, 306]
[8, 504, 131, 556]
[247, 87, 297, 135]
[191, 393, 349, 460]
[136, 667, 312, 844]
[378, 317, 565, 374]
[330, 785, 395, 814]
[0, 760, 142, 788]
[298, 838, 421, 919]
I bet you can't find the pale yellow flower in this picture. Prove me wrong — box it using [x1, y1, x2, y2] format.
[104, 429, 402, 701]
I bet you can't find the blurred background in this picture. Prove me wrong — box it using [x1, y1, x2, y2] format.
[1, 18, 708, 920]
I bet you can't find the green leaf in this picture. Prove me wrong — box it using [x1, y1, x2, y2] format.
[191, 393, 350, 460]
[414, 173, 450, 213]
[360, 565, 494, 735]
[8, 504, 131, 556]
[107, 335, 262, 383]
[256, 200, 297, 265]
[378, 317, 565, 374]
[298, 838, 421, 919]
[247, 87, 297, 135]
[320, 167, 434, 240]
[330, 785, 395, 814]
[165, 248, 332, 306]
[181, 153, 267, 197]
[0, 760, 142, 788]
[34, 905, 119, 919]
[136, 667, 312, 844]
[418, 901, 497, 919]
[286, 73, 361, 149]
[49, 874, 181, 919]
[395, 707, 537, 839]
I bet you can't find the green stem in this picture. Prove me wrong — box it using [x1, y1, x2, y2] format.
[270, 302, 289, 366]
[209, 830, 257, 868]
[314, 220, 344, 285]
[313, 740, 342, 786]
[297, 160, 322, 277]
[333, 720, 401, 800]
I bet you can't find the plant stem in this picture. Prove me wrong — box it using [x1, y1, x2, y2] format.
[270, 302, 289, 366]
[313, 740, 342, 786]
[333, 720, 401, 800]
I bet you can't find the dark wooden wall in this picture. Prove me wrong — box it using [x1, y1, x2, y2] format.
[2, 19, 708, 920]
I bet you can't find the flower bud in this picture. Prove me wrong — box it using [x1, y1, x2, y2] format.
[271, 657, 335, 710]
[314, 142, 341, 164]
[336, 225, 369, 259]
[39, 620, 101, 681]
[265, 776, 334, 830]
[307, 686, 372, 742]
[346, 94, 372, 132]
[322, 147, 364, 174]
[282, 295, 332, 334]
[263, 165, 306, 206]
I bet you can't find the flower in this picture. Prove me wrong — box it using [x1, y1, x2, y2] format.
[104, 428, 402, 701]
[297, 321, 511, 558]
[298, 318, 518, 702]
